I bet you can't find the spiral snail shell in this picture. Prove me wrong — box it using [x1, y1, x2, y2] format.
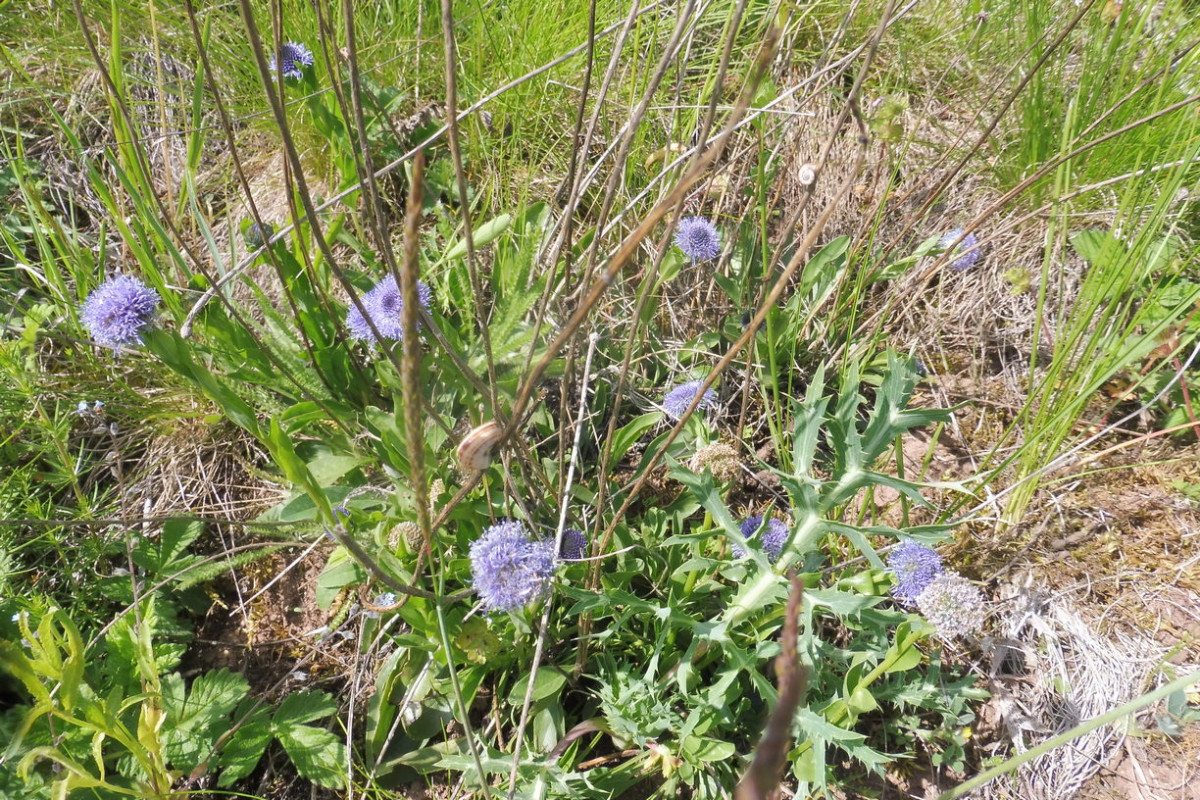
[798, 163, 818, 187]
[457, 421, 505, 473]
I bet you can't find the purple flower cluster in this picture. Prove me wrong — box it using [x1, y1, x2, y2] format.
[915, 572, 987, 639]
[80, 275, 161, 349]
[346, 275, 432, 343]
[469, 520, 557, 613]
[558, 528, 588, 561]
[674, 217, 720, 263]
[731, 514, 789, 563]
[662, 379, 717, 420]
[939, 229, 981, 271]
[886, 541, 944, 605]
[244, 221, 275, 249]
[886, 542, 988, 638]
[269, 42, 314, 81]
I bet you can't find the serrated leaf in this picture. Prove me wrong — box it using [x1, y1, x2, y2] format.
[277, 724, 347, 788]
[273, 691, 338, 729]
[216, 709, 272, 787]
[180, 669, 249, 727]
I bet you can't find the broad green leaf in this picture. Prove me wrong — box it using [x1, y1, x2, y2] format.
[683, 735, 736, 762]
[276, 724, 347, 789]
[273, 691, 338, 729]
[444, 213, 513, 261]
[216, 710, 272, 787]
[316, 547, 366, 609]
[507, 667, 568, 706]
[182, 669, 249, 726]
[610, 412, 662, 463]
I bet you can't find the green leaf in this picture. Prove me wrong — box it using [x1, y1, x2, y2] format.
[806, 587, 879, 615]
[216, 709, 272, 787]
[266, 419, 329, 519]
[444, 213, 513, 260]
[610, 412, 662, 463]
[134, 517, 202, 575]
[316, 547, 366, 610]
[683, 735, 736, 762]
[506, 667, 568, 706]
[882, 623, 924, 673]
[181, 669, 249, 726]
[273, 691, 338, 728]
[276, 724, 347, 788]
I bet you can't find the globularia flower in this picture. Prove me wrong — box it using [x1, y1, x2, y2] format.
[662, 379, 718, 420]
[674, 217, 721, 262]
[886, 541, 944, 605]
[688, 441, 741, 483]
[558, 529, 588, 561]
[269, 42, 314, 81]
[939, 229, 981, 271]
[346, 275, 433, 343]
[915, 571, 987, 639]
[80, 275, 161, 349]
[244, 221, 274, 249]
[469, 520, 556, 613]
[732, 514, 789, 562]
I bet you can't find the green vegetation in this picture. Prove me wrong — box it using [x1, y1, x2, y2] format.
[2, 0, 1198, 798]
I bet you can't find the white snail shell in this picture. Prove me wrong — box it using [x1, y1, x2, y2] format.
[798, 163, 818, 186]
[457, 421, 504, 472]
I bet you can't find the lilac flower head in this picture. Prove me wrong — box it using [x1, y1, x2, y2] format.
[674, 217, 721, 263]
[346, 275, 433, 343]
[662, 379, 718, 421]
[939, 229, 981, 271]
[558, 528, 588, 561]
[886, 541, 944, 605]
[915, 571, 987, 638]
[269, 42, 314, 81]
[80, 275, 161, 349]
[731, 514, 789, 562]
[244, 221, 275, 249]
[469, 520, 556, 613]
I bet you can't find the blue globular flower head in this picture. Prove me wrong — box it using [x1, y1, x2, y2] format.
[469, 520, 557, 613]
[886, 541, 944, 605]
[674, 216, 721, 263]
[346, 275, 433, 343]
[662, 379, 718, 420]
[939, 229, 981, 271]
[915, 571, 987, 639]
[558, 528, 588, 561]
[80, 275, 161, 349]
[731, 514, 789, 562]
[244, 221, 275, 249]
[269, 42, 314, 81]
